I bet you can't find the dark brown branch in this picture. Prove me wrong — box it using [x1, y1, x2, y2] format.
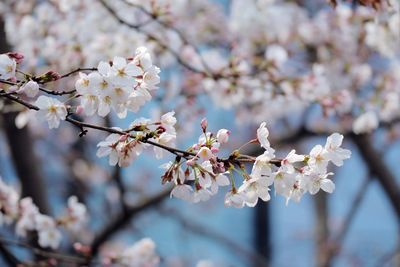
[90, 187, 171, 257]
[42, 67, 97, 84]
[0, 16, 50, 216]
[0, 236, 91, 265]
[160, 207, 269, 266]
[328, 175, 371, 262]
[97, 0, 211, 76]
[121, 0, 213, 74]
[0, 92, 277, 168]
[315, 192, 330, 267]
[0, 92, 39, 110]
[0, 243, 21, 267]
[0, 78, 76, 96]
[254, 201, 271, 267]
[350, 133, 400, 223]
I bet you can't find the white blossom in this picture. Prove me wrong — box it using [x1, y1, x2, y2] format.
[0, 54, 16, 79]
[35, 96, 67, 129]
[18, 80, 39, 98]
[353, 111, 379, 134]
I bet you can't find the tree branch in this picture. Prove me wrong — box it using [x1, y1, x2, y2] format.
[160, 206, 269, 266]
[97, 0, 212, 76]
[350, 133, 400, 223]
[90, 187, 171, 258]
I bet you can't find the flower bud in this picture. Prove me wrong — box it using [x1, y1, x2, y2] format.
[119, 134, 128, 142]
[18, 80, 39, 98]
[216, 129, 230, 144]
[75, 105, 84, 115]
[211, 147, 219, 154]
[7, 52, 24, 64]
[200, 118, 208, 132]
[37, 71, 61, 83]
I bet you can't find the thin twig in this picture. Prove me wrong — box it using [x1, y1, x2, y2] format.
[0, 78, 76, 96]
[97, 0, 212, 76]
[0, 236, 92, 265]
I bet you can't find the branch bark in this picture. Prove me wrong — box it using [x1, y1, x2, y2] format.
[315, 192, 330, 267]
[90, 188, 171, 258]
[350, 133, 400, 223]
[0, 17, 50, 215]
[254, 201, 271, 267]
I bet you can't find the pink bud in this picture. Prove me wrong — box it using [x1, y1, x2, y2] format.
[7, 52, 24, 64]
[119, 135, 128, 142]
[73, 242, 82, 251]
[75, 105, 84, 114]
[211, 147, 219, 153]
[45, 71, 61, 81]
[197, 147, 213, 161]
[192, 144, 199, 150]
[200, 118, 208, 132]
[216, 129, 230, 144]
[186, 158, 197, 166]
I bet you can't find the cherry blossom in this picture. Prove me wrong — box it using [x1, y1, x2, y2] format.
[353, 111, 379, 134]
[114, 238, 160, 267]
[17, 80, 39, 98]
[35, 96, 68, 129]
[216, 129, 230, 144]
[224, 191, 245, 208]
[0, 54, 16, 80]
[0, 176, 87, 250]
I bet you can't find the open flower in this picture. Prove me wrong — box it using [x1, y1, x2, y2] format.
[257, 122, 271, 150]
[35, 96, 67, 129]
[18, 80, 39, 98]
[96, 132, 121, 166]
[324, 133, 351, 166]
[0, 54, 16, 80]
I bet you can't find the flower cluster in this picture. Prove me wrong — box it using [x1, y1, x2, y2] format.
[225, 124, 351, 207]
[161, 123, 232, 203]
[75, 47, 160, 118]
[97, 111, 176, 167]
[0, 45, 353, 209]
[162, 121, 351, 207]
[0, 177, 87, 249]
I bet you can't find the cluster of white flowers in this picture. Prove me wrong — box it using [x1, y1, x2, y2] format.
[75, 47, 160, 118]
[225, 123, 351, 207]
[0, 177, 87, 249]
[162, 122, 351, 207]
[191, 2, 399, 135]
[97, 111, 176, 167]
[2, 2, 398, 138]
[0, 53, 40, 97]
[161, 124, 232, 203]
[0, 47, 160, 130]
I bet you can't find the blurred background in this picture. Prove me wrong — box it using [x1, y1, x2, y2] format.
[0, 0, 399, 266]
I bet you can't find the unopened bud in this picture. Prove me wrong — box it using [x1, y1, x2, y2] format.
[211, 147, 219, 153]
[75, 105, 84, 114]
[119, 134, 128, 142]
[200, 118, 208, 132]
[217, 129, 230, 144]
[7, 52, 24, 64]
